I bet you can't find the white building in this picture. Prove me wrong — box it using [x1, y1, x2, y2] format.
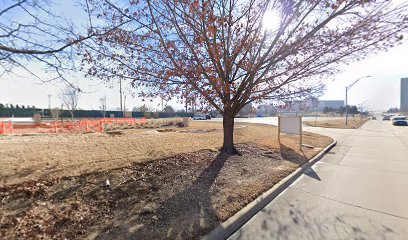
[318, 100, 344, 111]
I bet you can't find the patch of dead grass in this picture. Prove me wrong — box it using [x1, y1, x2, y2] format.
[0, 121, 333, 239]
[0, 121, 331, 185]
[304, 118, 369, 129]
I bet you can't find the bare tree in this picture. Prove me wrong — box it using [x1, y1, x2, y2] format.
[99, 96, 107, 118]
[59, 86, 80, 120]
[238, 103, 253, 117]
[163, 105, 175, 115]
[86, 0, 408, 153]
[0, 0, 129, 85]
[50, 107, 61, 121]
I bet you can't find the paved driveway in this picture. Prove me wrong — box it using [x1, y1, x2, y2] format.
[227, 119, 408, 240]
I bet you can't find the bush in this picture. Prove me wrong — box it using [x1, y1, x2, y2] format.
[144, 112, 152, 119]
[173, 118, 189, 127]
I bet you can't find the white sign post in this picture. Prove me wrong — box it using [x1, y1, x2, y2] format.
[278, 116, 302, 149]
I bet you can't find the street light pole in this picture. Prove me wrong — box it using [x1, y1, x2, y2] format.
[123, 94, 127, 118]
[119, 79, 123, 114]
[345, 88, 348, 125]
[345, 75, 371, 125]
[47, 94, 52, 110]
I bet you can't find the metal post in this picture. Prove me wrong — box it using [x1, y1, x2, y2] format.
[119, 79, 123, 114]
[47, 94, 52, 110]
[345, 87, 348, 126]
[123, 95, 127, 118]
[345, 75, 371, 126]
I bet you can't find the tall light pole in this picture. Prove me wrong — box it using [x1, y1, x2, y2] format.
[123, 94, 127, 118]
[47, 94, 52, 110]
[119, 79, 123, 114]
[346, 75, 371, 125]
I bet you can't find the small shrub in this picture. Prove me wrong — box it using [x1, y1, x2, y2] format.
[144, 112, 152, 119]
[174, 118, 189, 127]
[182, 117, 190, 127]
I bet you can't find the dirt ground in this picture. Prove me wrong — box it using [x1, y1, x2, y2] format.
[304, 117, 369, 129]
[0, 121, 333, 239]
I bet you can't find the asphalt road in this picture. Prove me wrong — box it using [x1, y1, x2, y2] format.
[225, 119, 408, 240]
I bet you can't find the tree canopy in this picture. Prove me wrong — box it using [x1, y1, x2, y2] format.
[0, 0, 128, 87]
[80, 0, 408, 153]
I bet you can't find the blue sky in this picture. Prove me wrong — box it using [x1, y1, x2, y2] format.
[1, 0, 407, 112]
[321, 41, 408, 111]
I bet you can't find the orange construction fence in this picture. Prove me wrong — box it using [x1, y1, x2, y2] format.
[0, 121, 14, 135]
[41, 117, 148, 133]
[0, 118, 148, 135]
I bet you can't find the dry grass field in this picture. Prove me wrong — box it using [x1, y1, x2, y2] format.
[304, 117, 369, 129]
[0, 121, 333, 239]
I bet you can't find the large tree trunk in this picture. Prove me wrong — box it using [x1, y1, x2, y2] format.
[221, 115, 238, 154]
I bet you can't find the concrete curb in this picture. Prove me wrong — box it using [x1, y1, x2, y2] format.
[355, 118, 370, 129]
[202, 140, 338, 240]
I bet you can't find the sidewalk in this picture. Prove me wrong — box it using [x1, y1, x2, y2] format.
[228, 120, 408, 240]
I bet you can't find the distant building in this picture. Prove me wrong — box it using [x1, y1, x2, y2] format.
[307, 97, 319, 110]
[257, 104, 277, 116]
[401, 78, 408, 112]
[278, 97, 318, 114]
[318, 100, 344, 111]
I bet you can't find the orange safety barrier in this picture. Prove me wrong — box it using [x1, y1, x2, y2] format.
[0, 121, 14, 135]
[1, 118, 148, 135]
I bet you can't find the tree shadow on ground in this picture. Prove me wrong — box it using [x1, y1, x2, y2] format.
[231, 194, 399, 240]
[279, 143, 321, 181]
[279, 143, 308, 165]
[95, 153, 230, 240]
